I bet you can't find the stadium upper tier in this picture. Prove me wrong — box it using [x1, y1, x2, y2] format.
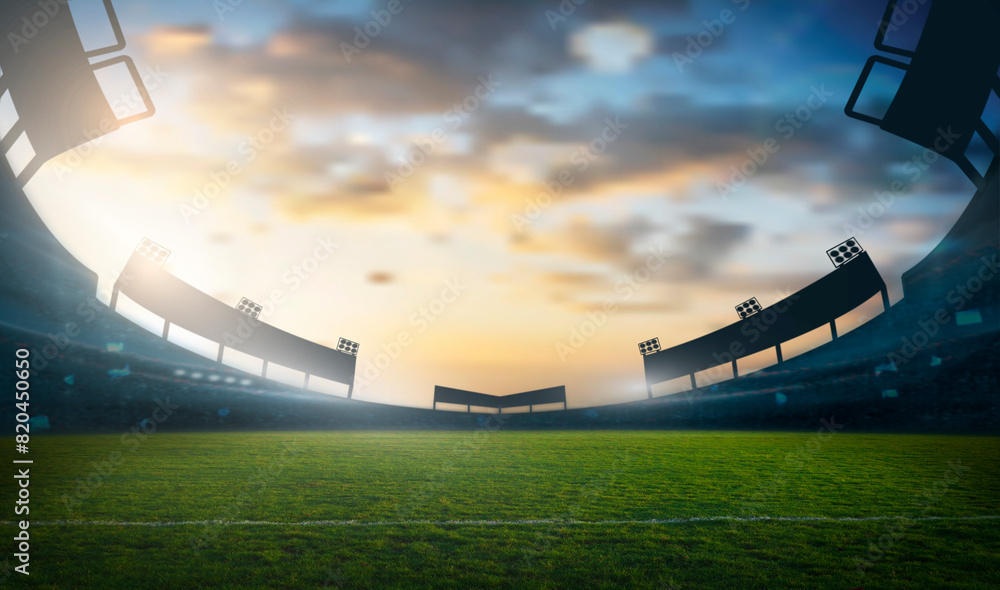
[641, 251, 890, 395]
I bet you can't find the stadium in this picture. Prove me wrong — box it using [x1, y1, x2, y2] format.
[0, 0, 997, 588]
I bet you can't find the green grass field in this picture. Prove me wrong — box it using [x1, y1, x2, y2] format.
[3, 430, 998, 589]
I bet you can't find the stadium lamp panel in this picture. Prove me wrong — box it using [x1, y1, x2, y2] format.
[827, 237, 864, 268]
[638, 337, 661, 356]
[337, 337, 360, 356]
[735, 297, 762, 320]
[135, 238, 170, 266]
[236, 297, 262, 319]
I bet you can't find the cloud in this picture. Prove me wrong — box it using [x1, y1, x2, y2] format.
[570, 22, 654, 73]
[675, 216, 752, 277]
[143, 26, 211, 57]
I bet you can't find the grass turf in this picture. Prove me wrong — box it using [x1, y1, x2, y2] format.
[2, 430, 998, 588]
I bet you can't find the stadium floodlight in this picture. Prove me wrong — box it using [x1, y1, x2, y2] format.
[735, 297, 762, 320]
[638, 337, 661, 356]
[135, 238, 170, 266]
[845, 1, 999, 188]
[236, 297, 262, 319]
[826, 237, 864, 268]
[337, 337, 360, 356]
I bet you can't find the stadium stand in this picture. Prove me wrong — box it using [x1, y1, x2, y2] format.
[432, 386, 568, 412]
[0, 0, 996, 434]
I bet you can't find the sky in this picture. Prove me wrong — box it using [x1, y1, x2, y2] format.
[16, 0, 985, 409]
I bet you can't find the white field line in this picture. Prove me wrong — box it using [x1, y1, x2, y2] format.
[5, 515, 999, 527]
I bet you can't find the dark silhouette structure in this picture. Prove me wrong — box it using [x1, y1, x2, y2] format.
[433, 385, 567, 413]
[111, 250, 358, 397]
[0, 0, 154, 185]
[845, 0, 999, 188]
[642, 252, 890, 398]
[846, 0, 999, 303]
